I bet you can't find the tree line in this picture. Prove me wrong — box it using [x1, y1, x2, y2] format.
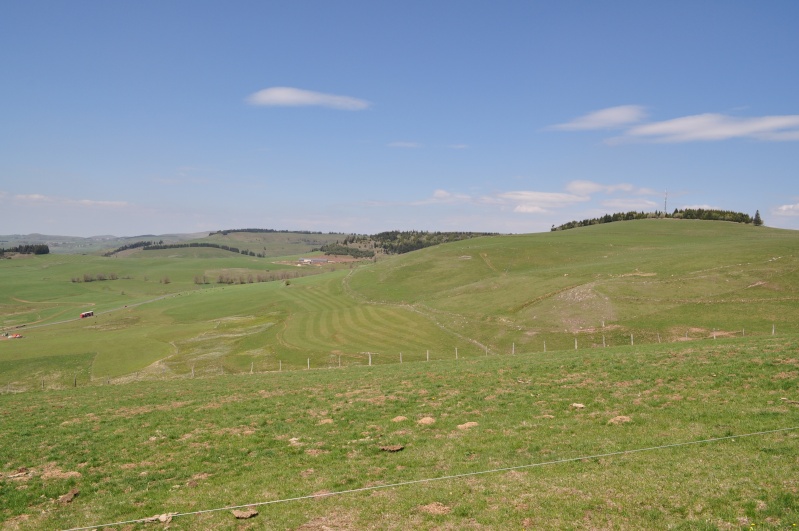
[551, 209, 763, 231]
[103, 240, 160, 256]
[141, 242, 264, 257]
[0, 244, 50, 256]
[315, 243, 375, 258]
[370, 231, 497, 254]
[210, 228, 331, 236]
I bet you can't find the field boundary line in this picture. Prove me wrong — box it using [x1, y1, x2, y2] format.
[62, 426, 799, 531]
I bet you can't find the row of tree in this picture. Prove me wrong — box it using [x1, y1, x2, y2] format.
[71, 273, 122, 283]
[551, 209, 762, 231]
[103, 240, 161, 256]
[0, 244, 50, 255]
[315, 243, 375, 258]
[210, 228, 329, 236]
[370, 231, 497, 254]
[141, 242, 264, 257]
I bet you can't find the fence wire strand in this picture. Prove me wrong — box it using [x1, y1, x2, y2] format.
[62, 425, 798, 531]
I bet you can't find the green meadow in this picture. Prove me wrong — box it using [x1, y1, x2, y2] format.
[1, 220, 798, 529]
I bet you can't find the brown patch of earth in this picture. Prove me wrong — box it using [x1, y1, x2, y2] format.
[41, 463, 81, 481]
[114, 401, 190, 418]
[57, 488, 79, 504]
[305, 449, 330, 456]
[457, 422, 478, 430]
[392, 416, 407, 422]
[297, 510, 358, 529]
[417, 417, 435, 425]
[607, 415, 632, 425]
[380, 445, 404, 452]
[318, 418, 334, 425]
[419, 502, 451, 515]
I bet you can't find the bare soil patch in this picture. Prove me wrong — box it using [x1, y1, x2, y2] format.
[607, 415, 632, 425]
[457, 421, 479, 430]
[417, 416, 436, 425]
[419, 502, 452, 515]
[41, 463, 81, 481]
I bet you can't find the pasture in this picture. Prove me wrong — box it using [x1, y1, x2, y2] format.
[1, 222, 798, 528]
[1, 335, 798, 529]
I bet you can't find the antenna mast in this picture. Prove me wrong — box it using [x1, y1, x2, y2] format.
[664, 190, 668, 216]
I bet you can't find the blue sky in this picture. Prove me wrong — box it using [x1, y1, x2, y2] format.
[2, 1, 798, 237]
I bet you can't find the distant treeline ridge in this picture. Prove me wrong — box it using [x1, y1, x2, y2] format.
[552, 209, 762, 231]
[0, 244, 50, 255]
[210, 228, 333, 236]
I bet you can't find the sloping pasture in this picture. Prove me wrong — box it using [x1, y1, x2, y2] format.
[0, 336, 797, 529]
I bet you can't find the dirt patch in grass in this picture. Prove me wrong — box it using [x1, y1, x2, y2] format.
[305, 449, 329, 456]
[318, 418, 334, 425]
[195, 394, 244, 410]
[457, 421, 479, 430]
[419, 502, 452, 515]
[186, 472, 212, 487]
[391, 416, 407, 422]
[297, 510, 358, 529]
[417, 416, 435, 425]
[607, 415, 632, 425]
[41, 463, 81, 481]
[114, 401, 191, 418]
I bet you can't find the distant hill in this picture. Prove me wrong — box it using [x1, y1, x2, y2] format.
[0, 232, 207, 254]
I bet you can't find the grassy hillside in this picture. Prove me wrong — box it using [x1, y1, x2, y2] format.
[1, 220, 798, 528]
[349, 219, 799, 352]
[1, 336, 797, 529]
[1, 220, 798, 391]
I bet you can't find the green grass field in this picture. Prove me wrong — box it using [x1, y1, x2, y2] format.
[1, 336, 797, 529]
[1, 222, 798, 528]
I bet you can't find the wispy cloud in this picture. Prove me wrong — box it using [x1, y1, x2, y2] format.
[622, 113, 799, 143]
[554, 106, 799, 143]
[495, 191, 590, 213]
[551, 105, 647, 131]
[775, 202, 799, 216]
[245, 87, 371, 110]
[413, 180, 662, 216]
[14, 193, 128, 209]
[601, 198, 659, 210]
[412, 189, 471, 205]
[387, 141, 422, 148]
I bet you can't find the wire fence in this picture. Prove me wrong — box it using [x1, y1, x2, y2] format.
[62, 426, 799, 531]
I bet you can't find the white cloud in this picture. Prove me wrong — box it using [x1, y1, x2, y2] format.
[73, 199, 128, 208]
[14, 193, 128, 209]
[245, 87, 371, 110]
[387, 141, 422, 148]
[555, 106, 799, 143]
[601, 198, 659, 210]
[496, 191, 590, 213]
[775, 203, 799, 216]
[412, 189, 471, 205]
[565, 180, 636, 195]
[15, 193, 53, 202]
[551, 105, 647, 131]
[622, 113, 799, 143]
